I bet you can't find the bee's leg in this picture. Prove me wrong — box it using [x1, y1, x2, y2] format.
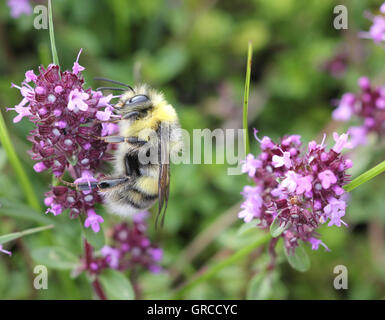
[76, 177, 130, 191]
[58, 176, 130, 192]
[98, 136, 126, 144]
[58, 176, 99, 191]
[125, 136, 147, 146]
[97, 136, 147, 146]
[97, 177, 130, 190]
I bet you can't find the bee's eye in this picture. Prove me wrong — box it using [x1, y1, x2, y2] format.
[129, 95, 149, 104]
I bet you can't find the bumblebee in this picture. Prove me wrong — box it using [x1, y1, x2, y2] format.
[77, 78, 183, 226]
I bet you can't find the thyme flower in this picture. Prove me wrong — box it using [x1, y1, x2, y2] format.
[7, 50, 117, 232]
[239, 130, 353, 254]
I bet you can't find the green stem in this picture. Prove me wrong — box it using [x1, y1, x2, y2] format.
[0, 111, 41, 212]
[242, 42, 253, 156]
[0, 224, 54, 245]
[344, 159, 385, 192]
[48, 0, 60, 66]
[171, 232, 270, 299]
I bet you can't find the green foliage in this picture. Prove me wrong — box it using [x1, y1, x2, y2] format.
[0, 0, 385, 300]
[284, 243, 311, 272]
[99, 269, 134, 300]
[270, 213, 288, 238]
[31, 247, 79, 270]
[0, 225, 53, 245]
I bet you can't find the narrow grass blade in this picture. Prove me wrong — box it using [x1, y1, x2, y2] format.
[344, 159, 385, 192]
[0, 111, 41, 212]
[0, 224, 54, 245]
[242, 42, 253, 156]
[48, 0, 60, 66]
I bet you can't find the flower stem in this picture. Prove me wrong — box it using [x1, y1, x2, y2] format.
[92, 279, 107, 300]
[242, 41, 253, 156]
[84, 239, 107, 300]
[171, 232, 270, 299]
[0, 111, 42, 212]
[344, 159, 385, 192]
[48, 0, 60, 66]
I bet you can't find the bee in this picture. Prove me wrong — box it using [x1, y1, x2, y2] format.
[76, 78, 183, 226]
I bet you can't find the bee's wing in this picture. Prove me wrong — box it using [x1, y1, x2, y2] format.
[156, 162, 170, 228]
[155, 126, 170, 228]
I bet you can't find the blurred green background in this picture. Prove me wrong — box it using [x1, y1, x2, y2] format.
[0, 0, 385, 299]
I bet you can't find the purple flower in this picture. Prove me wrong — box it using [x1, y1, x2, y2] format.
[0, 245, 12, 256]
[309, 237, 330, 251]
[318, 170, 337, 189]
[324, 198, 347, 227]
[101, 246, 120, 269]
[241, 154, 261, 177]
[332, 76, 385, 146]
[33, 162, 47, 173]
[332, 132, 352, 153]
[7, 0, 32, 18]
[348, 126, 367, 147]
[6, 99, 32, 123]
[253, 129, 274, 150]
[150, 248, 163, 262]
[7, 50, 116, 230]
[322, 52, 348, 78]
[272, 151, 291, 169]
[239, 131, 353, 253]
[84, 209, 104, 233]
[67, 89, 90, 112]
[72, 49, 85, 75]
[332, 93, 355, 122]
[239, 199, 260, 223]
[281, 171, 298, 193]
[296, 175, 313, 194]
[25, 70, 37, 83]
[86, 216, 163, 274]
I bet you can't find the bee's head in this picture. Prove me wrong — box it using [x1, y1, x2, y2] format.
[114, 85, 164, 121]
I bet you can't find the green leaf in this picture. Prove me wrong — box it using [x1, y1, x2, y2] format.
[0, 148, 7, 171]
[0, 225, 53, 245]
[246, 271, 272, 300]
[83, 225, 105, 250]
[270, 213, 287, 238]
[237, 219, 260, 236]
[0, 197, 53, 224]
[31, 247, 79, 270]
[284, 243, 310, 272]
[98, 269, 134, 300]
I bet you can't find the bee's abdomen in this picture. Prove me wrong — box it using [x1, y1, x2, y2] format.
[118, 176, 158, 211]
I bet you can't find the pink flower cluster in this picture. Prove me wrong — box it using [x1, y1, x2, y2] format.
[7, 50, 118, 232]
[332, 77, 385, 147]
[7, 0, 32, 18]
[361, 2, 385, 44]
[85, 213, 163, 274]
[240, 130, 353, 254]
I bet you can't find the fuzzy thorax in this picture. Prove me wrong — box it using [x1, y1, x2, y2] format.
[117, 85, 178, 138]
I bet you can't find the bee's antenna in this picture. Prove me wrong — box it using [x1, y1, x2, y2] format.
[96, 87, 127, 92]
[94, 77, 135, 93]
